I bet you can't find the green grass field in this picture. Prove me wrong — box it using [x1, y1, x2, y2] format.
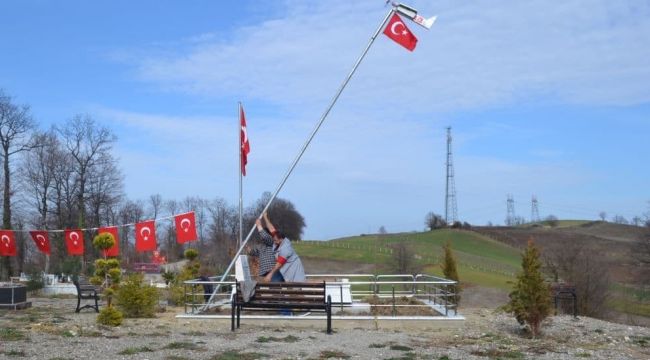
[296, 229, 522, 289]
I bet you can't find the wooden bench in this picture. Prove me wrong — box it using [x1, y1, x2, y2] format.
[73, 278, 100, 313]
[231, 281, 332, 334]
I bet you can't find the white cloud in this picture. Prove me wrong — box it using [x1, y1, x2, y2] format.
[125, 0, 650, 114]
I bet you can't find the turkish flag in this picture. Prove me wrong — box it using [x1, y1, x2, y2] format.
[135, 220, 157, 252]
[175, 212, 198, 244]
[65, 229, 84, 256]
[29, 231, 51, 255]
[383, 13, 418, 51]
[99, 226, 119, 257]
[0, 230, 17, 256]
[240, 105, 250, 176]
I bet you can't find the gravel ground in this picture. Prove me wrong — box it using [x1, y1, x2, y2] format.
[1, 297, 648, 359]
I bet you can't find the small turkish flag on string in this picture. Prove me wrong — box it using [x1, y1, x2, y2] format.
[30, 231, 51, 255]
[65, 229, 84, 256]
[240, 105, 250, 176]
[175, 212, 198, 244]
[0, 230, 17, 256]
[99, 226, 120, 257]
[135, 220, 157, 252]
[383, 13, 418, 51]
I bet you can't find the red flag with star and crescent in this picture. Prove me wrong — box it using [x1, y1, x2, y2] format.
[65, 229, 84, 256]
[175, 212, 198, 244]
[29, 230, 51, 255]
[240, 105, 250, 176]
[135, 220, 157, 252]
[0, 230, 17, 256]
[383, 13, 418, 51]
[99, 226, 120, 257]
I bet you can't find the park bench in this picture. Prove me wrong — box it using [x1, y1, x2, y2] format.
[231, 281, 332, 334]
[73, 277, 100, 313]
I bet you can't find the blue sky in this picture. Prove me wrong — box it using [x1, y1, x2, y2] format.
[1, 0, 649, 239]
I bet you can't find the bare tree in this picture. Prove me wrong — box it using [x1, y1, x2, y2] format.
[56, 114, 116, 270]
[389, 240, 422, 275]
[0, 90, 37, 278]
[164, 199, 181, 262]
[544, 239, 611, 317]
[86, 152, 123, 228]
[148, 193, 163, 219]
[118, 199, 145, 266]
[206, 197, 237, 267]
[425, 212, 446, 230]
[599, 211, 607, 222]
[612, 215, 629, 225]
[20, 130, 60, 273]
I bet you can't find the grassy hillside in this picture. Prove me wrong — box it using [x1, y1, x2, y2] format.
[296, 229, 522, 290]
[295, 222, 649, 320]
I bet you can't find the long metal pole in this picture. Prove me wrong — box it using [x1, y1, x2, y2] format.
[238, 102, 243, 249]
[205, 7, 396, 308]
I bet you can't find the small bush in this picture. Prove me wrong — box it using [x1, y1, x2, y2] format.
[93, 233, 115, 251]
[184, 248, 199, 261]
[97, 306, 123, 326]
[503, 239, 552, 338]
[116, 273, 159, 318]
[26, 271, 44, 292]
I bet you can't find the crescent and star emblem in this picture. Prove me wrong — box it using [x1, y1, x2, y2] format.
[141, 227, 151, 241]
[180, 218, 191, 233]
[70, 232, 79, 246]
[391, 21, 407, 36]
[36, 234, 46, 246]
[1, 235, 9, 247]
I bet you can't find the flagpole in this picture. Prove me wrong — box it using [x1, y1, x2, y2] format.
[204, 7, 396, 309]
[238, 102, 243, 250]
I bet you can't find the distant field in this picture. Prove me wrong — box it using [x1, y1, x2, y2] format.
[296, 222, 649, 321]
[296, 229, 521, 289]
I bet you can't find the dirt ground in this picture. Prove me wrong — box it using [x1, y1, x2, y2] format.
[1, 295, 649, 360]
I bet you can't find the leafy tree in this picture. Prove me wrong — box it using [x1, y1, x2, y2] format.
[441, 241, 460, 305]
[425, 212, 446, 230]
[503, 239, 552, 338]
[247, 192, 306, 241]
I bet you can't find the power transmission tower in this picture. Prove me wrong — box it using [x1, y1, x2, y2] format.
[506, 194, 515, 226]
[531, 195, 540, 223]
[445, 127, 458, 225]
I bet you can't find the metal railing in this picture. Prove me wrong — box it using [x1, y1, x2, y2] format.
[181, 273, 460, 318]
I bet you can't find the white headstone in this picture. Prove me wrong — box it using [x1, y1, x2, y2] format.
[235, 255, 251, 282]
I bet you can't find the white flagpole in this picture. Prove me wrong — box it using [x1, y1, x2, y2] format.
[204, 7, 397, 309]
[238, 102, 243, 250]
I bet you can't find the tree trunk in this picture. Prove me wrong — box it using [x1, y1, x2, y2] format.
[2, 148, 13, 278]
[78, 169, 86, 274]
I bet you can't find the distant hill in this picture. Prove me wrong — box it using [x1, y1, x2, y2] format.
[296, 229, 521, 290]
[295, 221, 649, 322]
[473, 221, 646, 284]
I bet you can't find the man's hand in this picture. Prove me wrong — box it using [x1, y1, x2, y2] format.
[263, 273, 272, 282]
[255, 218, 263, 228]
